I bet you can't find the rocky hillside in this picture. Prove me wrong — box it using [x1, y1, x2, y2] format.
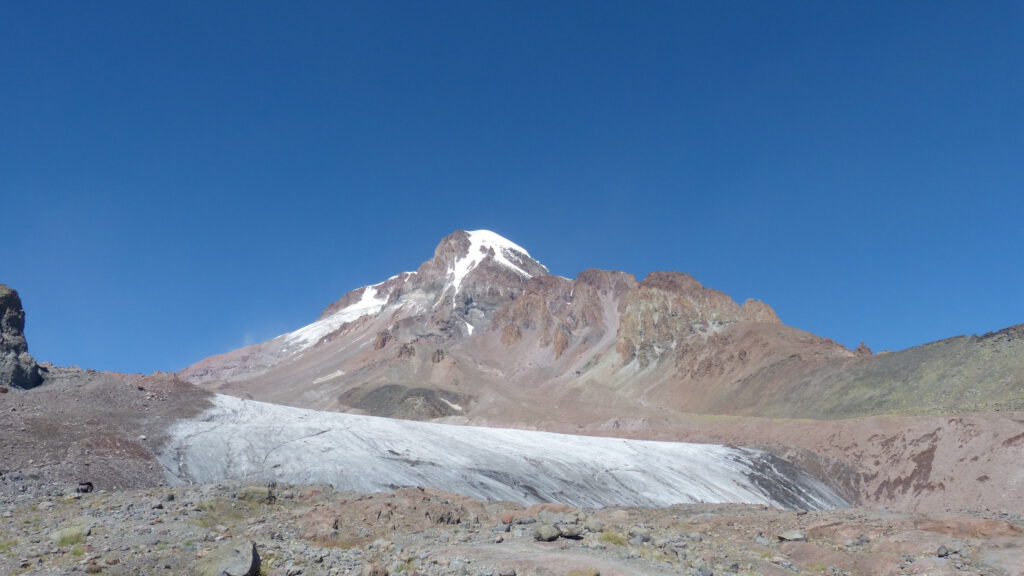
[177, 230, 853, 421]
[2, 261, 1023, 575]
[171, 231, 1024, 517]
[0, 284, 42, 390]
[0, 367, 210, 499]
[179, 230, 1024, 423]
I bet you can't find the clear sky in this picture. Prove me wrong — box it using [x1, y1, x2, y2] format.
[3, 2, 1022, 374]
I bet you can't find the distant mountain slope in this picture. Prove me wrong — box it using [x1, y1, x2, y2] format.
[721, 324, 1024, 418]
[178, 230, 1024, 423]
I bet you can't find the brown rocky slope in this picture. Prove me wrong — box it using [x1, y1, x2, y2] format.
[0, 268, 1022, 574]
[177, 231, 1024, 515]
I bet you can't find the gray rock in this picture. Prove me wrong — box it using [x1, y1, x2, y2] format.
[195, 540, 261, 576]
[533, 524, 561, 542]
[664, 543, 688, 559]
[0, 285, 42, 389]
[777, 530, 806, 542]
[556, 523, 583, 539]
[937, 545, 950, 557]
[360, 561, 389, 576]
[627, 526, 652, 542]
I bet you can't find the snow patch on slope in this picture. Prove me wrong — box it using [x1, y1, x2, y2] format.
[284, 285, 389, 347]
[160, 395, 846, 510]
[450, 230, 544, 293]
[312, 369, 346, 384]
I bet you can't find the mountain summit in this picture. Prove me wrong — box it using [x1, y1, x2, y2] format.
[304, 229, 549, 348]
[429, 229, 548, 294]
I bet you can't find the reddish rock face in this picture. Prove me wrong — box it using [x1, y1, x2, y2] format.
[0, 284, 42, 389]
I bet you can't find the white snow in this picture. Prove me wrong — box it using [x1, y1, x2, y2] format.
[439, 397, 464, 412]
[160, 395, 846, 510]
[464, 320, 474, 335]
[450, 230, 545, 293]
[284, 285, 389, 347]
[312, 369, 346, 385]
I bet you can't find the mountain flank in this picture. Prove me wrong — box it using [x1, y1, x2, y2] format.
[173, 230, 1024, 514]
[179, 230, 1024, 422]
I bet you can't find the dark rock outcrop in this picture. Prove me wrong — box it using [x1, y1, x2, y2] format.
[0, 284, 42, 389]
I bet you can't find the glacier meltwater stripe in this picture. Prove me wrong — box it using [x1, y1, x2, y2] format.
[159, 395, 847, 510]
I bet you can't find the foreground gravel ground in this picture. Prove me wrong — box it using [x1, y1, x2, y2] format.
[2, 481, 1022, 576]
[2, 369, 1022, 575]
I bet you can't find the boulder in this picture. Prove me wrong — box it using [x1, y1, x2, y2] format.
[777, 530, 807, 542]
[557, 523, 583, 539]
[195, 541, 260, 576]
[533, 524, 561, 541]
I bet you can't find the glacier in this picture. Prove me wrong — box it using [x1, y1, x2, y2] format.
[159, 395, 847, 510]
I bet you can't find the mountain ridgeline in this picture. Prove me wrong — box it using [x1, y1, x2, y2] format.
[178, 230, 1024, 423]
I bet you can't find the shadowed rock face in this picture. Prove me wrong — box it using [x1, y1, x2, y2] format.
[0, 284, 42, 389]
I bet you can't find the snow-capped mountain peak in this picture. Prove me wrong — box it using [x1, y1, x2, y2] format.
[277, 230, 547, 352]
[449, 229, 545, 292]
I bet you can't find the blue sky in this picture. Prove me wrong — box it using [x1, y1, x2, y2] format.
[3, 2, 1022, 373]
